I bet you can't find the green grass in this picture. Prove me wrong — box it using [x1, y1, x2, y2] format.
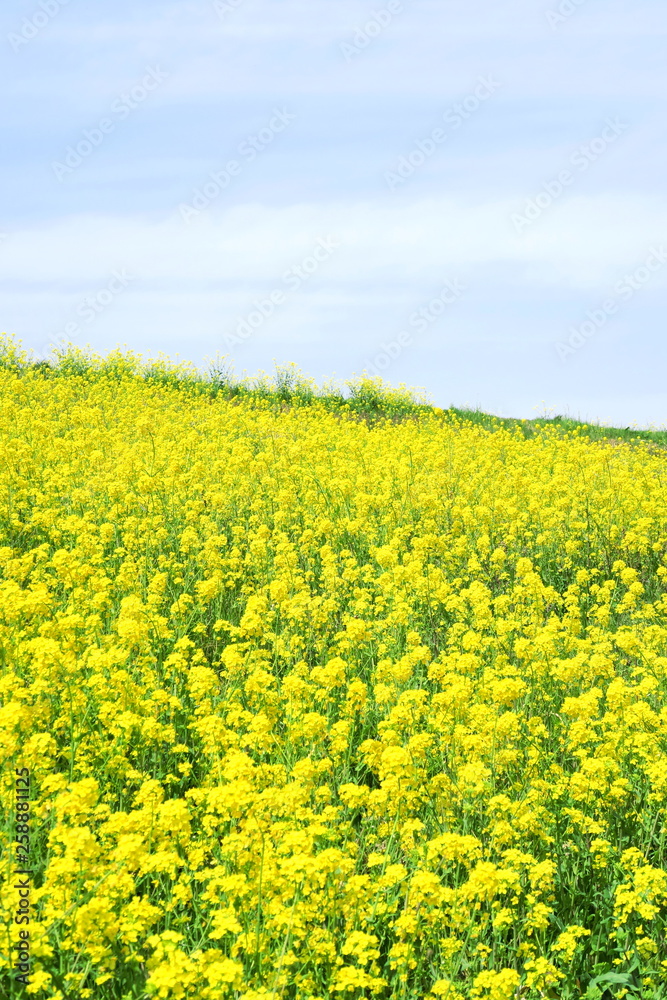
[446, 408, 667, 448]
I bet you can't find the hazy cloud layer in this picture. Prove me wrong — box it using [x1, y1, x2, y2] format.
[2, 0, 666, 424]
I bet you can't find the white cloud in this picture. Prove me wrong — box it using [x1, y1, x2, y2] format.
[2, 194, 666, 291]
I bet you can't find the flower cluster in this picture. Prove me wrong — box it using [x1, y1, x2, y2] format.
[1, 354, 667, 998]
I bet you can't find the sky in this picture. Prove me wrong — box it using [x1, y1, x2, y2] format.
[2, 0, 666, 426]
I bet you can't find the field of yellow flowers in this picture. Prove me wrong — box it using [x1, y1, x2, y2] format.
[2, 342, 667, 999]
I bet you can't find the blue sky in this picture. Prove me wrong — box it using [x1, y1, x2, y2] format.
[2, 0, 666, 425]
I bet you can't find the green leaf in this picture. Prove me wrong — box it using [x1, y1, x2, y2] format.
[588, 971, 634, 988]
